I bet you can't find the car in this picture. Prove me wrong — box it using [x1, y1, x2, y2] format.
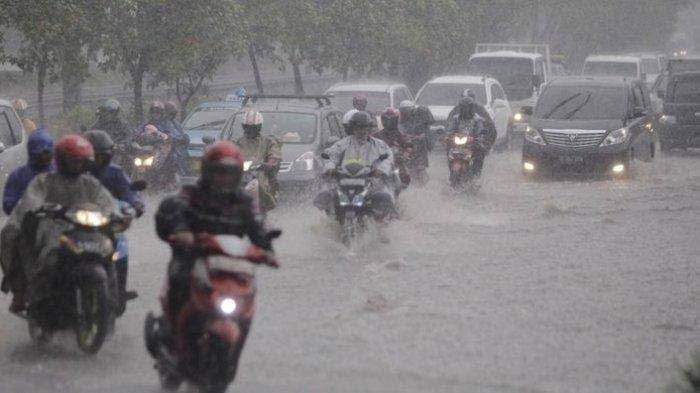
[522, 76, 656, 178]
[0, 99, 27, 192]
[628, 53, 667, 89]
[219, 95, 345, 191]
[182, 100, 243, 173]
[652, 56, 700, 100]
[414, 75, 512, 147]
[467, 44, 552, 145]
[582, 55, 645, 81]
[324, 82, 413, 114]
[658, 71, 700, 151]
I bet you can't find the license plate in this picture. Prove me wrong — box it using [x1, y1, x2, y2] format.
[559, 156, 584, 164]
[339, 178, 366, 187]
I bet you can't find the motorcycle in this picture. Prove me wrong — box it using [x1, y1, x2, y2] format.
[446, 131, 483, 190]
[144, 231, 280, 393]
[405, 133, 429, 187]
[321, 153, 389, 246]
[19, 202, 133, 354]
[130, 133, 177, 191]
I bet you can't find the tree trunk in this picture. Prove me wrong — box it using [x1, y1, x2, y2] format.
[61, 44, 86, 113]
[37, 61, 46, 126]
[292, 61, 304, 95]
[133, 71, 144, 123]
[248, 42, 264, 94]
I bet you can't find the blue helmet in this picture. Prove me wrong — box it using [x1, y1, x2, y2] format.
[226, 87, 247, 103]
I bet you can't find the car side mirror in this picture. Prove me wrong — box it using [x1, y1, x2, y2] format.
[202, 136, 216, 145]
[320, 152, 330, 160]
[130, 180, 147, 191]
[521, 106, 534, 116]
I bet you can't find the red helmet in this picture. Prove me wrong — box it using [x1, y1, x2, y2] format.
[201, 141, 244, 195]
[380, 107, 400, 130]
[352, 95, 368, 110]
[55, 134, 94, 177]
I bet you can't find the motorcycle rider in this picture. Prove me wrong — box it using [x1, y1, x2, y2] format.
[233, 109, 281, 213]
[13, 98, 37, 133]
[0, 135, 114, 312]
[448, 96, 490, 177]
[92, 99, 131, 144]
[3, 128, 54, 215]
[373, 108, 412, 190]
[353, 95, 368, 112]
[163, 101, 191, 176]
[84, 130, 144, 309]
[313, 111, 395, 221]
[155, 141, 275, 336]
[342, 109, 359, 136]
[398, 100, 433, 185]
[446, 89, 497, 151]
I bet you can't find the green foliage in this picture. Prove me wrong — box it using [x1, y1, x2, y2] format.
[48, 105, 95, 137]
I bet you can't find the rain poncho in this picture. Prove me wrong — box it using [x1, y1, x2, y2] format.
[2, 129, 54, 215]
[323, 135, 394, 177]
[0, 172, 115, 301]
[235, 134, 282, 211]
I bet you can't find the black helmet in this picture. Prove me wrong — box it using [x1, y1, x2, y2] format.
[164, 101, 178, 120]
[348, 111, 374, 130]
[84, 129, 115, 171]
[458, 96, 475, 108]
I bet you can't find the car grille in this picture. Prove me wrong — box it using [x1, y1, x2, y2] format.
[542, 129, 606, 148]
[279, 162, 292, 173]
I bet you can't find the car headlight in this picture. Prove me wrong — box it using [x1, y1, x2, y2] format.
[660, 115, 676, 125]
[513, 112, 524, 122]
[218, 297, 237, 315]
[294, 151, 314, 171]
[453, 135, 469, 146]
[351, 194, 365, 207]
[134, 158, 142, 167]
[338, 191, 350, 206]
[144, 156, 154, 166]
[74, 210, 109, 227]
[525, 126, 546, 146]
[600, 128, 629, 146]
[243, 160, 253, 171]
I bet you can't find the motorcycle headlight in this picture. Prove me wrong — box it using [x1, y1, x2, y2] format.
[338, 191, 350, 206]
[513, 112, 524, 122]
[351, 194, 365, 207]
[74, 210, 109, 227]
[243, 160, 253, 172]
[134, 157, 142, 167]
[218, 297, 237, 315]
[600, 128, 629, 146]
[525, 126, 546, 146]
[453, 135, 469, 146]
[144, 156, 155, 166]
[294, 151, 315, 171]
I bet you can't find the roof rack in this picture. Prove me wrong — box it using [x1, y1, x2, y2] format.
[242, 94, 333, 107]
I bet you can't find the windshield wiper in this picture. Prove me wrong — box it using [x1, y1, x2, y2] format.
[563, 92, 592, 120]
[541, 93, 582, 119]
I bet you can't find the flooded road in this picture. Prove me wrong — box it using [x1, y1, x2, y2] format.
[0, 150, 697, 392]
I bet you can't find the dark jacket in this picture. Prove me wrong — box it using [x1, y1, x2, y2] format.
[2, 129, 54, 215]
[91, 164, 143, 208]
[92, 117, 131, 144]
[447, 103, 497, 150]
[155, 184, 270, 251]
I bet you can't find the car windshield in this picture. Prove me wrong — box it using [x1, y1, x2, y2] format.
[228, 111, 317, 144]
[641, 58, 660, 74]
[329, 91, 391, 114]
[668, 79, 700, 103]
[583, 61, 638, 77]
[183, 107, 238, 131]
[467, 57, 535, 101]
[416, 83, 486, 106]
[535, 85, 628, 120]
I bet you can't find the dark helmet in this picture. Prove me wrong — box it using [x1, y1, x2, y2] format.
[84, 130, 115, 171]
[149, 101, 165, 116]
[462, 89, 476, 100]
[164, 101, 179, 120]
[380, 107, 400, 130]
[201, 141, 244, 196]
[352, 95, 368, 110]
[55, 134, 94, 178]
[348, 111, 374, 130]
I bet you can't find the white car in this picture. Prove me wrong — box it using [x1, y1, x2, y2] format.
[0, 99, 28, 193]
[415, 75, 512, 147]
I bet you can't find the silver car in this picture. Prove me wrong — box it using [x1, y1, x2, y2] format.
[0, 99, 27, 194]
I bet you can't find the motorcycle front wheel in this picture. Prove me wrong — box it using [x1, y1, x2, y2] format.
[74, 275, 111, 354]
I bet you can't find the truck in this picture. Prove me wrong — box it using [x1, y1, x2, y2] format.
[467, 43, 552, 147]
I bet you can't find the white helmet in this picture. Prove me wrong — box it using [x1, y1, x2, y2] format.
[342, 109, 359, 125]
[242, 109, 263, 126]
[398, 100, 415, 110]
[13, 98, 28, 112]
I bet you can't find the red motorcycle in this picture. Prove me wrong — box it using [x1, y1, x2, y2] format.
[144, 232, 279, 393]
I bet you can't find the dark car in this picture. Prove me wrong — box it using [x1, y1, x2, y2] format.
[658, 72, 700, 151]
[521, 76, 656, 178]
[652, 56, 700, 100]
[219, 95, 345, 191]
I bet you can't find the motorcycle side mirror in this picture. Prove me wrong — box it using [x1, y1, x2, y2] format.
[130, 180, 148, 191]
[379, 153, 389, 161]
[320, 152, 330, 160]
[202, 136, 216, 145]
